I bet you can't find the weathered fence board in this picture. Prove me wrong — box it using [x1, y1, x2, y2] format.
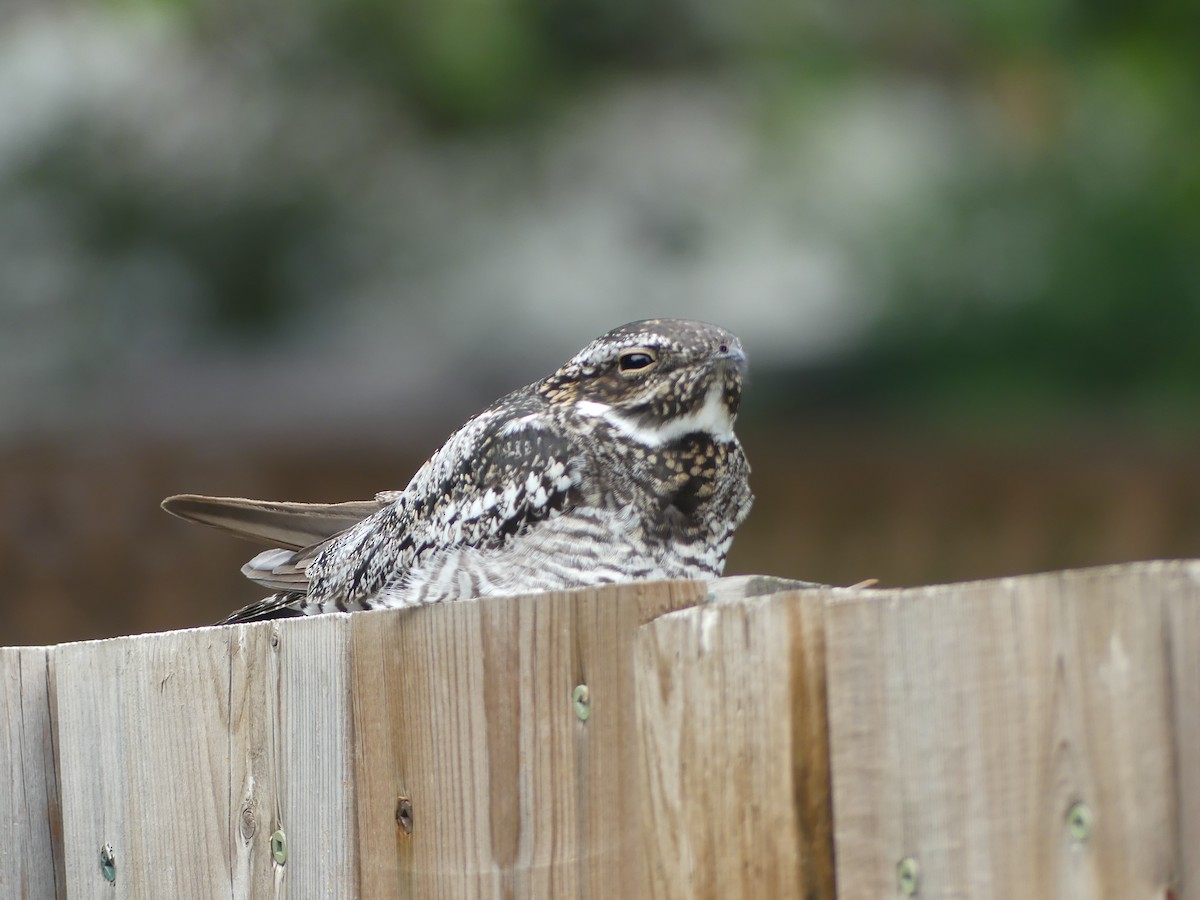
[349, 579, 706, 898]
[634, 586, 835, 900]
[54, 619, 359, 898]
[8, 562, 1200, 898]
[0, 646, 62, 900]
[825, 560, 1197, 899]
[1165, 569, 1200, 898]
[55, 629, 234, 899]
[229, 616, 357, 896]
[46, 580, 705, 898]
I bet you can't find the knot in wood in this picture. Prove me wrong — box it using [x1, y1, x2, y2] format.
[240, 804, 258, 841]
[396, 797, 414, 835]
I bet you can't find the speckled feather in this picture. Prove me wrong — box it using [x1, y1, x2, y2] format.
[162, 319, 754, 623]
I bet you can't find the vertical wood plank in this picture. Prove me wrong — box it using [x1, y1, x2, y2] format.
[825, 561, 1192, 899]
[55, 628, 234, 899]
[0, 646, 64, 900]
[53, 617, 357, 900]
[1165, 564, 1200, 900]
[227, 616, 355, 897]
[228, 623, 276, 897]
[633, 589, 835, 900]
[36, 563, 1199, 899]
[350, 580, 706, 899]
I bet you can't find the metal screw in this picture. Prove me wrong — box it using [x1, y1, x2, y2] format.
[100, 843, 116, 883]
[396, 796, 414, 835]
[270, 829, 288, 865]
[1067, 802, 1093, 842]
[572, 684, 591, 721]
[897, 856, 920, 895]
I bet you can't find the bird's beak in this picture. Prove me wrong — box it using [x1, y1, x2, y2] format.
[718, 343, 747, 369]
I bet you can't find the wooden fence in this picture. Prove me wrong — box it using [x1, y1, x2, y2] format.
[3, 561, 1197, 898]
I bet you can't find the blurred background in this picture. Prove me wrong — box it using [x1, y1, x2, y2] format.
[2, 0, 1198, 644]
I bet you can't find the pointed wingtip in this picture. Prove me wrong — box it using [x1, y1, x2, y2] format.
[161, 493, 240, 523]
[157, 493, 384, 549]
[161, 493, 200, 516]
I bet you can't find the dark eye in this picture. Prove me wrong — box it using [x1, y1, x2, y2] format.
[619, 351, 656, 372]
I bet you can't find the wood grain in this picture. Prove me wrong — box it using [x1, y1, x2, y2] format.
[55, 628, 234, 899]
[825, 560, 1195, 899]
[634, 588, 835, 899]
[1165, 563, 1200, 899]
[0, 646, 63, 900]
[349, 580, 706, 899]
[31, 565, 1199, 898]
[53, 617, 361, 899]
[228, 615, 356, 897]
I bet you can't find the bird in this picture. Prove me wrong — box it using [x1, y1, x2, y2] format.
[162, 318, 754, 624]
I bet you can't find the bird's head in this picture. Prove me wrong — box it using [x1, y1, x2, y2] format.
[540, 319, 746, 445]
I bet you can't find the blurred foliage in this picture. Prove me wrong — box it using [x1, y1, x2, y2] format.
[322, 0, 553, 126]
[23, 137, 328, 335]
[794, 43, 1200, 427]
[6, 0, 1199, 431]
[319, 0, 756, 126]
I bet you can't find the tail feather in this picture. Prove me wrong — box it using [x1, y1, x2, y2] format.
[240, 547, 314, 593]
[161, 494, 384, 550]
[218, 592, 308, 625]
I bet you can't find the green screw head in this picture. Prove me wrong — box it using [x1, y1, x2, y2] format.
[1067, 802, 1093, 842]
[572, 684, 591, 721]
[270, 829, 288, 865]
[100, 843, 116, 883]
[897, 856, 920, 896]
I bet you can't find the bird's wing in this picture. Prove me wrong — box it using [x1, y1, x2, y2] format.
[406, 403, 586, 550]
[298, 400, 589, 609]
[215, 402, 588, 622]
[161, 494, 386, 550]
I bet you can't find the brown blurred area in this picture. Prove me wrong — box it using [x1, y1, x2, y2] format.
[5, 429, 1198, 646]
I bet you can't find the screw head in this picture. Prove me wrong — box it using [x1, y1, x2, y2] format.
[897, 856, 919, 895]
[572, 684, 591, 721]
[1067, 802, 1093, 842]
[270, 829, 288, 865]
[100, 843, 116, 883]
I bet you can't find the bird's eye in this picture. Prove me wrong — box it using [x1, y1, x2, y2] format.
[619, 351, 657, 372]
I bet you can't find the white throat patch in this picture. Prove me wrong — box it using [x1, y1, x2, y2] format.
[576, 384, 735, 446]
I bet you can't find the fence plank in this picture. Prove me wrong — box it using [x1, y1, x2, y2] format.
[1165, 567, 1200, 898]
[825, 561, 1194, 899]
[228, 616, 356, 897]
[33, 564, 1200, 899]
[633, 589, 835, 900]
[0, 646, 63, 900]
[55, 629, 234, 899]
[53, 617, 359, 899]
[349, 580, 706, 899]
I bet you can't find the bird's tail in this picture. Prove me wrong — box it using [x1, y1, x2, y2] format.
[217, 591, 309, 625]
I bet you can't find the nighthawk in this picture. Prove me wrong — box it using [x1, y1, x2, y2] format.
[163, 318, 753, 623]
